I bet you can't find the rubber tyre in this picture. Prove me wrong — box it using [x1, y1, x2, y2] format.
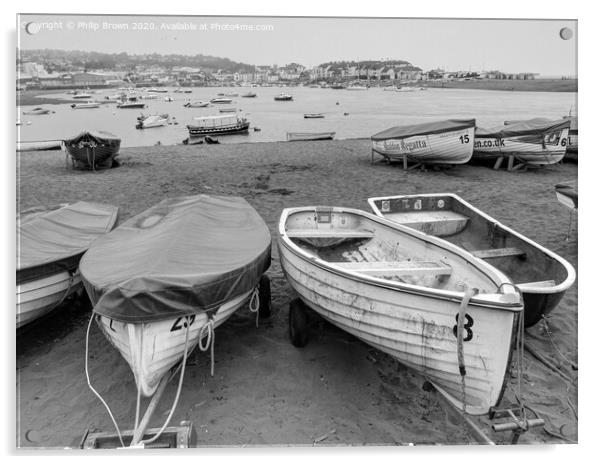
[289, 298, 309, 347]
[258, 275, 272, 319]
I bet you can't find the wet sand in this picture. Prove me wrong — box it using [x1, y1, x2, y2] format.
[16, 139, 578, 448]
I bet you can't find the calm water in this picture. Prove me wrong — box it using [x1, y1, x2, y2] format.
[18, 86, 577, 148]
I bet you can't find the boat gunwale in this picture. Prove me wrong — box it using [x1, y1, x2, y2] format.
[278, 206, 522, 312]
[367, 193, 576, 296]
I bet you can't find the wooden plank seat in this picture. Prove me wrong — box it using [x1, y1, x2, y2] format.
[383, 210, 469, 237]
[471, 247, 526, 259]
[333, 260, 452, 277]
[287, 229, 375, 239]
[517, 280, 556, 289]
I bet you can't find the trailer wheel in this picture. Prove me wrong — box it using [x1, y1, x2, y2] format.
[258, 275, 271, 319]
[289, 298, 309, 347]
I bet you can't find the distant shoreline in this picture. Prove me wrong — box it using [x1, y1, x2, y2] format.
[420, 78, 577, 93]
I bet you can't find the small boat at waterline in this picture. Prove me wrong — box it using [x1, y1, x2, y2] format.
[184, 101, 210, 108]
[80, 195, 272, 398]
[117, 100, 146, 109]
[286, 132, 335, 141]
[367, 193, 576, 327]
[136, 113, 169, 129]
[72, 93, 93, 99]
[274, 93, 293, 101]
[210, 97, 233, 104]
[371, 119, 476, 165]
[303, 113, 325, 119]
[17, 140, 63, 151]
[473, 118, 570, 166]
[219, 108, 238, 113]
[17, 202, 119, 329]
[241, 92, 257, 98]
[22, 107, 51, 115]
[278, 206, 523, 415]
[71, 102, 100, 109]
[64, 130, 121, 170]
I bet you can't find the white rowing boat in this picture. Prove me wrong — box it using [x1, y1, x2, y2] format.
[278, 206, 523, 415]
[371, 119, 476, 165]
[17, 202, 119, 329]
[473, 119, 570, 166]
[367, 193, 576, 327]
[80, 195, 272, 398]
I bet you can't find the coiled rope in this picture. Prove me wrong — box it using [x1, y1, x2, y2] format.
[248, 287, 260, 328]
[198, 318, 216, 377]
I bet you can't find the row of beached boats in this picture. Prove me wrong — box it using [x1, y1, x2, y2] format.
[371, 116, 578, 167]
[17, 188, 575, 445]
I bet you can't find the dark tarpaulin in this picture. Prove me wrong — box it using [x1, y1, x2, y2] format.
[371, 119, 476, 141]
[80, 195, 272, 323]
[17, 202, 120, 284]
[476, 118, 571, 138]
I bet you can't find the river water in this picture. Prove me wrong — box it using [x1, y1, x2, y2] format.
[17, 86, 577, 147]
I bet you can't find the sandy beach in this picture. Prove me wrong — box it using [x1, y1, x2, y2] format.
[16, 139, 578, 448]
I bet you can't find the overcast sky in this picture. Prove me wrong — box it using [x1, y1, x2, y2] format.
[18, 14, 577, 76]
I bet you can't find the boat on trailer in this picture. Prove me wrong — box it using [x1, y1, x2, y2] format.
[187, 114, 250, 137]
[371, 119, 476, 165]
[80, 195, 271, 445]
[17, 202, 119, 329]
[64, 130, 121, 170]
[367, 193, 575, 327]
[279, 206, 523, 415]
[286, 132, 335, 141]
[473, 118, 570, 166]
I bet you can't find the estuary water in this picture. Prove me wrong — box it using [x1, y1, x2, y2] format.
[18, 86, 577, 147]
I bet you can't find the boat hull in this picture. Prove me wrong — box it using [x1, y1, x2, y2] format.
[286, 132, 335, 141]
[473, 128, 569, 165]
[187, 121, 250, 136]
[17, 271, 82, 328]
[367, 193, 576, 327]
[372, 127, 475, 165]
[96, 289, 254, 397]
[279, 206, 522, 415]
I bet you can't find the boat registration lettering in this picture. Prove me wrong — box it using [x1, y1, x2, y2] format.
[381, 200, 390, 212]
[452, 313, 474, 342]
[413, 199, 422, 210]
[437, 199, 445, 209]
[170, 315, 196, 332]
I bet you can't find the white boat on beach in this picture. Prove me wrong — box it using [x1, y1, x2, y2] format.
[371, 119, 476, 165]
[17, 202, 119, 329]
[473, 118, 570, 166]
[71, 101, 101, 109]
[286, 132, 335, 141]
[278, 206, 523, 415]
[367, 193, 576, 327]
[80, 195, 272, 398]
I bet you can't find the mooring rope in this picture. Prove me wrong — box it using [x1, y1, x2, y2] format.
[140, 322, 192, 446]
[84, 314, 125, 448]
[456, 287, 476, 414]
[198, 318, 216, 377]
[248, 287, 260, 328]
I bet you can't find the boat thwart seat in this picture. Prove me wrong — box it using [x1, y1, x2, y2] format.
[333, 260, 452, 277]
[287, 229, 375, 239]
[384, 210, 469, 237]
[471, 247, 526, 259]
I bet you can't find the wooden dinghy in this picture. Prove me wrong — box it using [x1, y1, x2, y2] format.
[17, 202, 119, 329]
[278, 206, 523, 415]
[367, 193, 575, 327]
[473, 119, 570, 167]
[64, 130, 122, 170]
[80, 195, 272, 399]
[286, 132, 335, 142]
[371, 119, 476, 166]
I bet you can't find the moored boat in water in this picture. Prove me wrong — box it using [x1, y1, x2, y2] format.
[187, 114, 250, 137]
[473, 118, 570, 166]
[241, 92, 257, 98]
[371, 119, 476, 165]
[278, 205, 523, 415]
[210, 97, 233, 104]
[64, 130, 122, 170]
[136, 113, 169, 129]
[17, 202, 119, 329]
[184, 101, 210, 108]
[22, 107, 51, 115]
[367, 193, 576, 327]
[286, 132, 335, 141]
[71, 101, 100, 109]
[303, 113, 325, 119]
[274, 93, 293, 101]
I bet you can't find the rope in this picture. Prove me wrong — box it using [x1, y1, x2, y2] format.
[248, 287, 260, 328]
[541, 315, 578, 370]
[84, 314, 125, 448]
[198, 318, 216, 377]
[140, 322, 191, 446]
[456, 288, 476, 414]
